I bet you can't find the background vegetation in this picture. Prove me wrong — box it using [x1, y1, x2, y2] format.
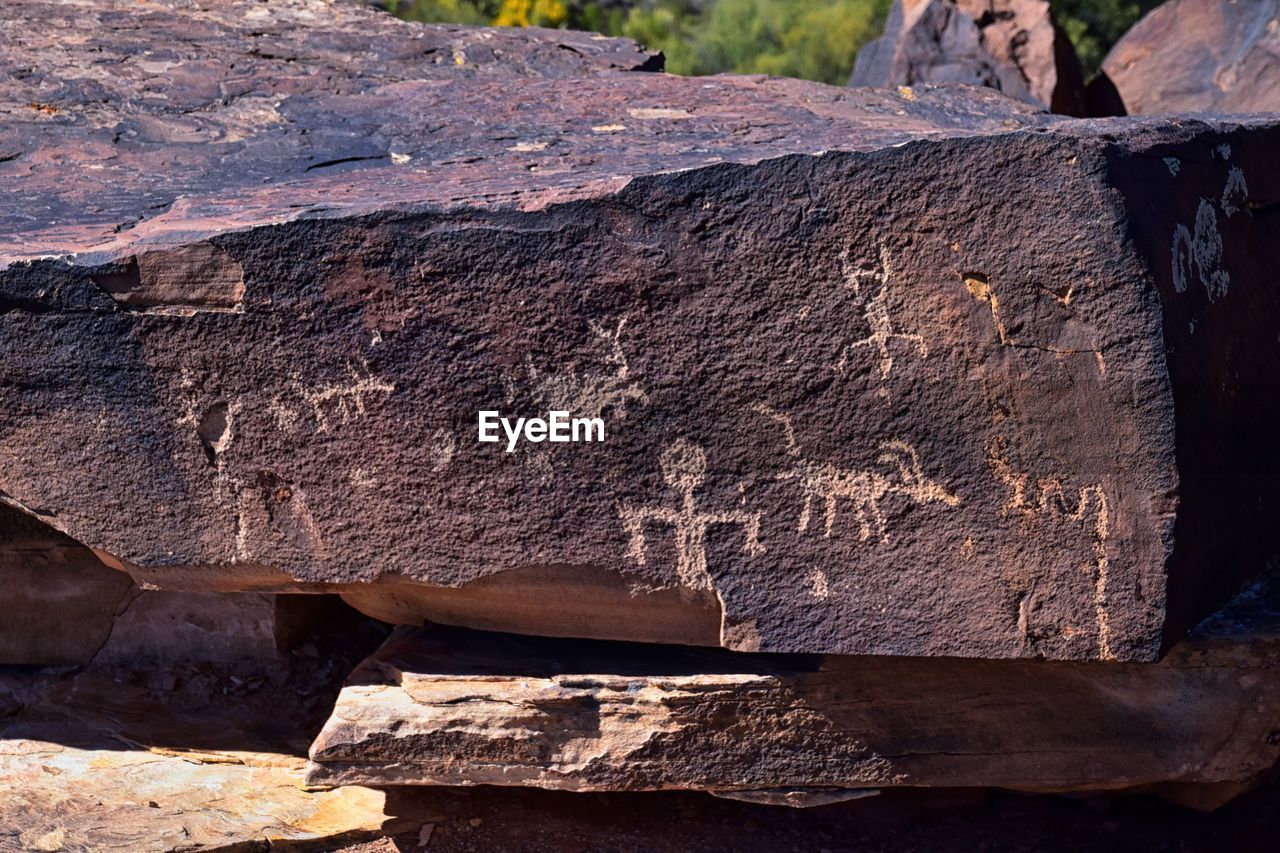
[383, 0, 1163, 85]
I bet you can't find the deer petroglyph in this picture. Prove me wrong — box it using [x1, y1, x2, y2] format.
[756, 405, 959, 543]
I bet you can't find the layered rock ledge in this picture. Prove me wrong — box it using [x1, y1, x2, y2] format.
[307, 575, 1280, 807]
[2, 0, 1279, 661]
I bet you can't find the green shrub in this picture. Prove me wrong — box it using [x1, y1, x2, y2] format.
[385, 0, 1165, 84]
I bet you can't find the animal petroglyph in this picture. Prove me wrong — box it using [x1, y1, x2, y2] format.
[619, 439, 765, 592]
[299, 364, 395, 432]
[987, 437, 1114, 660]
[519, 318, 648, 422]
[836, 245, 927, 380]
[505, 319, 647, 483]
[756, 405, 959, 544]
[1221, 166, 1248, 216]
[1172, 166, 1247, 303]
[273, 363, 394, 433]
[962, 273, 1102, 369]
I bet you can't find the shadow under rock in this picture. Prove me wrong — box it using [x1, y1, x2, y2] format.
[0, 594, 390, 756]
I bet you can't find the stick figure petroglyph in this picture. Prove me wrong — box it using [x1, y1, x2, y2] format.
[987, 436, 1114, 660]
[836, 244, 928, 380]
[756, 405, 959, 543]
[619, 439, 765, 592]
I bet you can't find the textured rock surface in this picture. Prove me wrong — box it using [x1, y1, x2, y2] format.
[1102, 0, 1280, 115]
[2, 0, 1280, 661]
[850, 0, 1086, 115]
[0, 648, 395, 852]
[307, 577, 1280, 804]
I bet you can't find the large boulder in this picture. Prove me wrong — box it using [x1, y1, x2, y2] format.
[0, 506, 133, 665]
[2, 0, 1279, 662]
[850, 0, 1087, 115]
[1102, 0, 1280, 115]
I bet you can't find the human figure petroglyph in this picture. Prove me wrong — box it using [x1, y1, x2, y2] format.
[987, 436, 1114, 660]
[756, 405, 959, 543]
[836, 244, 927, 380]
[619, 439, 765, 592]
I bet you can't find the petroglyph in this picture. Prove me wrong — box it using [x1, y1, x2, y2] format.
[298, 364, 395, 432]
[520, 318, 648, 422]
[427, 427, 457, 473]
[987, 437, 1114, 660]
[504, 318, 647, 482]
[756, 405, 959, 544]
[1172, 200, 1228, 301]
[964, 273, 1100, 365]
[1172, 167, 1247, 302]
[619, 439, 764, 592]
[1221, 166, 1248, 216]
[835, 245, 927, 380]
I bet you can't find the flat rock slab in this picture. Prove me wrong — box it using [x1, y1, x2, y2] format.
[2, 0, 1280, 661]
[0, 663, 394, 852]
[1102, 0, 1280, 114]
[307, 576, 1280, 806]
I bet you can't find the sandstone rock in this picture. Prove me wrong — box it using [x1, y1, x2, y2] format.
[0, 506, 132, 665]
[1, 503, 344, 665]
[0, 664, 395, 852]
[849, 0, 1086, 115]
[2, 0, 1280, 662]
[306, 576, 1280, 806]
[92, 590, 334, 665]
[1102, 0, 1280, 115]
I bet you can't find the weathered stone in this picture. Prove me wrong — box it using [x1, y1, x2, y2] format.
[92, 590, 333, 665]
[1, 503, 342, 665]
[0, 506, 132, 665]
[1102, 0, 1280, 115]
[0, 662, 395, 852]
[850, 0, 1086, 115]
[2, 0, 1280, 662]
[306, 576, 1280, 806]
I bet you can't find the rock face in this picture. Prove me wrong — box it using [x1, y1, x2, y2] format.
[0, 506, 133, 665]
[1102, 0, 1280, 115]
[0, 504, 340, 666]
[2, 0, 1280, 663]
[307, 577, 1280, 805]
[850, 0, 1086, 115]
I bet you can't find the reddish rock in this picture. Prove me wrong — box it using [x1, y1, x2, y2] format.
[0, 504, 344, 666]
[0, 661, 395, 851]
[306, 576, 1280, 805]
[2, 0, 1279, 662]
[1102, 0, 1280, 114]
[0, 506, 132, 665]
[850, 0, 1086, 115]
